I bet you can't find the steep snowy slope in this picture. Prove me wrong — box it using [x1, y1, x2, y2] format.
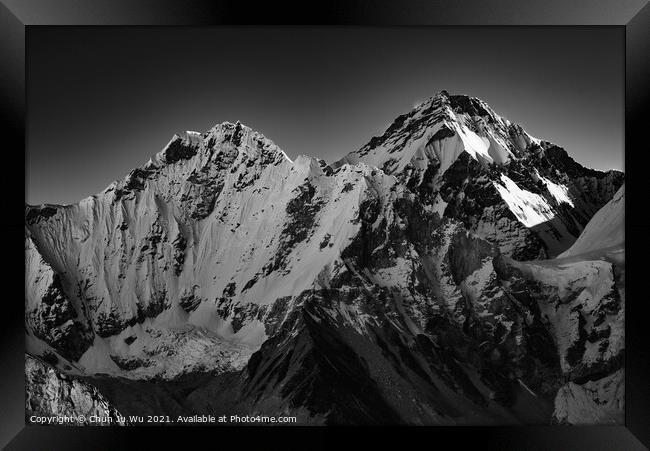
[559, 184, 624, 258]
[25, 92, 624, 425]
[550, 185, 625, 424]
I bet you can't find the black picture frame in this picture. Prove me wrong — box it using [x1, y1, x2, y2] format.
[2, 1, 649, 449]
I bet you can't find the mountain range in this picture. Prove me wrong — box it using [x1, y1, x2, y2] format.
[25, 90, 624, 425]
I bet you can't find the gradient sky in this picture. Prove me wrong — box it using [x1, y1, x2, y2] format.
[27, 27, 624, 205]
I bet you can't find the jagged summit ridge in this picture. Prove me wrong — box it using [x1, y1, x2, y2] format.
[150, 121, 292, 167]
[93, 121, 292, 202]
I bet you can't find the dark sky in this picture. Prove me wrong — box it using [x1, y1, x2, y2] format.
[27, 27, 624, 206]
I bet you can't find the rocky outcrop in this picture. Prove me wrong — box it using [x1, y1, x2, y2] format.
[25, 354, 126, 425]
[25, 233, 94, 361]
[553, 369, 624, 425]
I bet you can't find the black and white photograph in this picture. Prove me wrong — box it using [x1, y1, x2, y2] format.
[2, 1, 650, 448]
[23, 26, 626, 426]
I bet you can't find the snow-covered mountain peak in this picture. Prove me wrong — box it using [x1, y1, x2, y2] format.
[205, 121, 288, 155]
[144, 121, 291, 169]
[328, 91, 623, 260]
[83, 121, 294, 211]
[333, 91, 542, 179]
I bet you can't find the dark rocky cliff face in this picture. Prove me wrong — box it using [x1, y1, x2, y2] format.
[25, 354, 126, 425]
[24, 93, 624, 425]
